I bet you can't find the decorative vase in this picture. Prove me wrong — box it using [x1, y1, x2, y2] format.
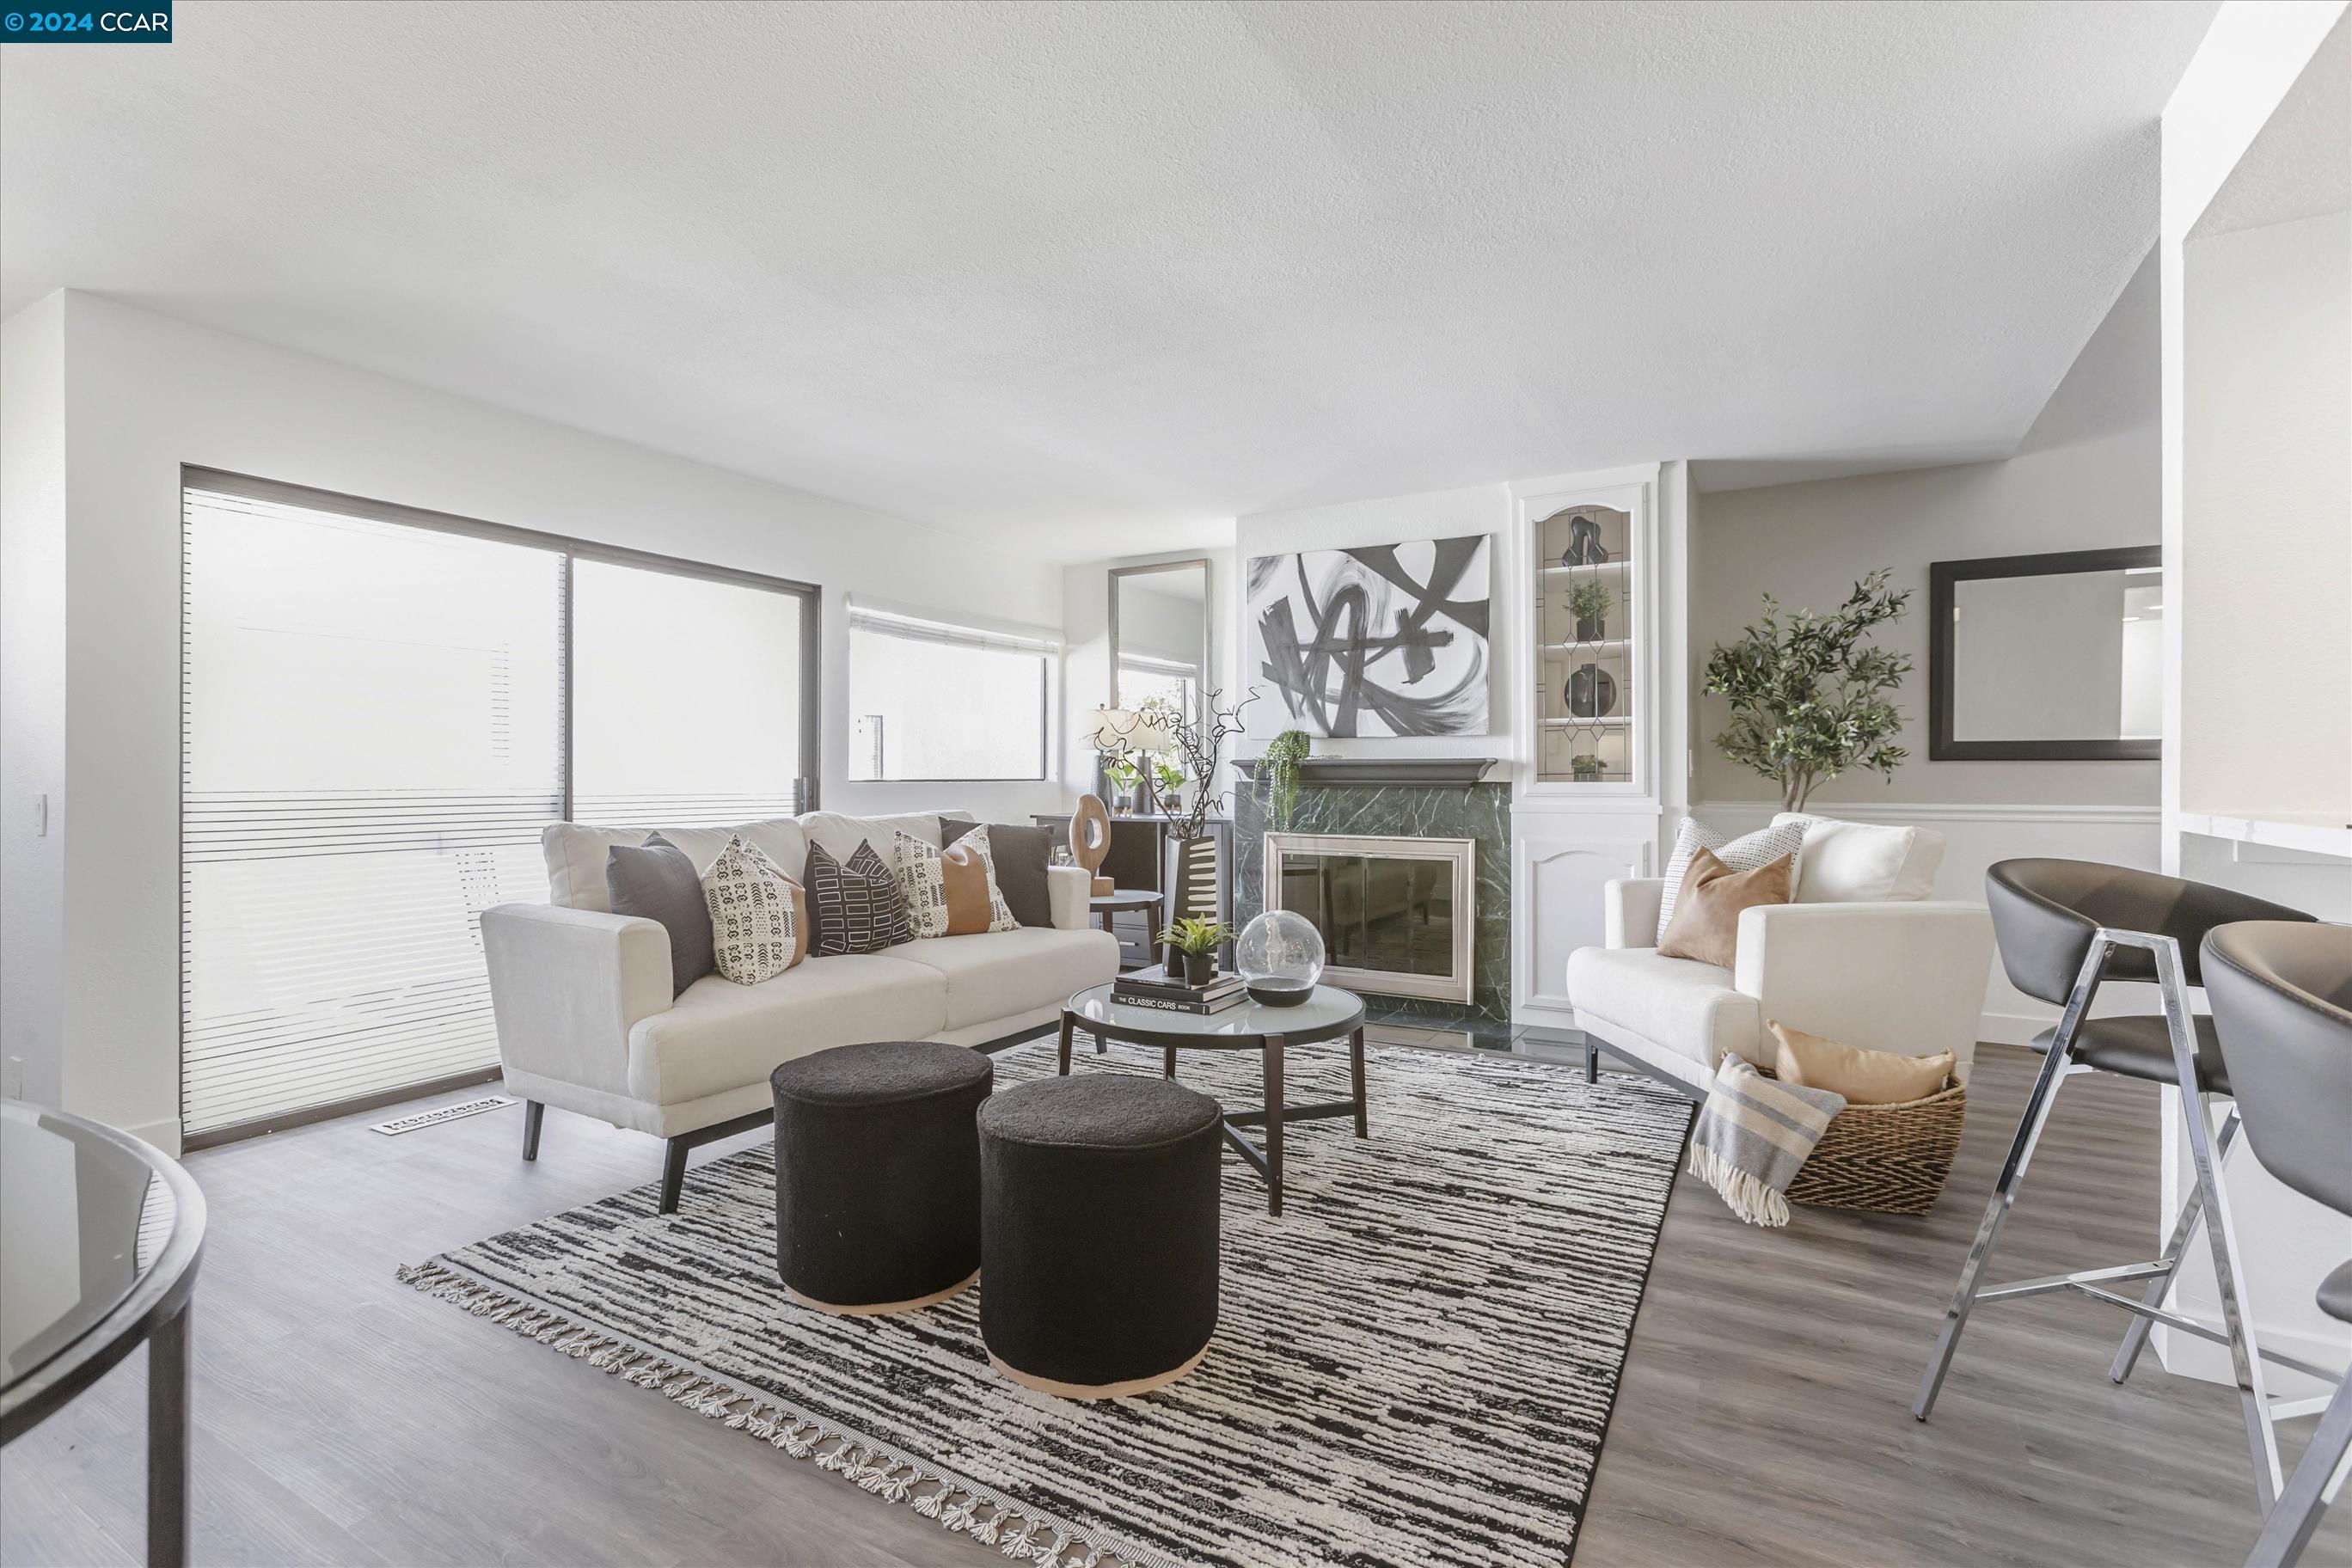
[1161, 831, 1221, 970]
[1575, 614, 1605, 640]
[1564, 517, 1610, 567]
[1182, 948, 1216, 987]
[1566, 663, 1618, 719]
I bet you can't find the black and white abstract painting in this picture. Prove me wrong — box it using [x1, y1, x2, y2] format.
[1246, 536, 1491, 737]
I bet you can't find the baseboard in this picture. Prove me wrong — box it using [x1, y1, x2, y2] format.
[121, 1115, 184, 1157]
[1978, 1010, 2053, 1047]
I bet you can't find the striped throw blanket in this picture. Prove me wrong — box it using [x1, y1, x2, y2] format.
[1689, 1057, 1847, 1227]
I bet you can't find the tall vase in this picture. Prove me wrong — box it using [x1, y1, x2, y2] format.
[1161, 831, 1220, 975]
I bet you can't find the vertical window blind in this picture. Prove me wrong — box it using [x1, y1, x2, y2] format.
[181, 475, 817, 1142]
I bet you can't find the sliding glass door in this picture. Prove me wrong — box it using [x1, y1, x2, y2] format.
[180, 473, 817, 1142]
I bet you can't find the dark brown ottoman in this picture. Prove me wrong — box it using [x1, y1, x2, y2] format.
[771, 1040, 992, 1314]
[977, 1075, 1222, 1398]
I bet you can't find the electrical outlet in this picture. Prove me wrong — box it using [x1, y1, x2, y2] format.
[2, 1057, 24, 1101]
[34, 793, 48, 838]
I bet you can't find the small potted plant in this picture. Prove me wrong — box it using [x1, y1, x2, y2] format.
[1571, 752, 1606, 783]
[1150, 753, 1185, 814]
[1157, 916, 1234, 987]
[1569, 580, 1613, 641]
[1102, 754, 1142, 813]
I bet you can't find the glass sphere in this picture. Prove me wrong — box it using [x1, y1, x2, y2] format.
[1236, 910, 1325, 1004]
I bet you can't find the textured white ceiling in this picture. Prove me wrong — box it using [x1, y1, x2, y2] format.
[1, 1, 2215, 557]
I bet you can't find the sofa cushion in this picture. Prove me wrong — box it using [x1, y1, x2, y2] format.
[798, 811, 965, 868]
[1773, 812, 1945, 901]
[1566, 945, 1762, 1071]
[889, 928, 1119, 1031]
[1658, 848, 1792, 969]
[628, 953, 947, 1106]
[1657, 818, 1807, 942]
[701, 836, 807, 985]
[546, 818, 807, 912]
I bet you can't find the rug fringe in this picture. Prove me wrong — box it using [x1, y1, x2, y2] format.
[393, 1259, 1148, 1568]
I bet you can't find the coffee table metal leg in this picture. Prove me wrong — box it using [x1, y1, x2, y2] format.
[1164, 1045, 1177, 1079]
[1263, 1034, 1284, 1217]
[1350, 1026, 1368, 1138]
[149, 1299, 190, 1568]
[1057, 1013, 1074, 1075]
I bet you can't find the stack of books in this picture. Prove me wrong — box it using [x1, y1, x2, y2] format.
[1112, 964, 1246, 1015]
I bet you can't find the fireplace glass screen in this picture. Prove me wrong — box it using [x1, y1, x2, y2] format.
[1273, 844, 1468, 1001]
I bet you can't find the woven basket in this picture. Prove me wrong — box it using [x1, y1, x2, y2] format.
[1784, 1078, 1967, 1216]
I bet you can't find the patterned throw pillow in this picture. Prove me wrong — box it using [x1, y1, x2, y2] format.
[701, 835, 805, 985]
[1656, 817, 1808, 945]
[892, 830, 953, 940]
[805, 839, 916, 956]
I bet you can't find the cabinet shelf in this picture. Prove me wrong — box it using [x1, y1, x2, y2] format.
[1540, 640, 1631, 652]
[1541, 715, 1632, 728]
[1538, 562, 1627, 577]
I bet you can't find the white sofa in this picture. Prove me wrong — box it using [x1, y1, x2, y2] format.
[1566, 875, 1994, 1098]
[481, 808, 1118, 1208]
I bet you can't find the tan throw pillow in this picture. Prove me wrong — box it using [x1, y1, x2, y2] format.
[1657, 847, 1792, 969]
[940, 838, 997, 935]
[1771, 1021, 1953, 1106]
[701, 836, 806, 984]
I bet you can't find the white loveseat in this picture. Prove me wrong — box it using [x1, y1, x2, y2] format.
[481, 809, 1118, 1208]
[1565, 821, 1994, 1098]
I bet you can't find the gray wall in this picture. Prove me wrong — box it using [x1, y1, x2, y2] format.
[1693, 253, 2161, 807]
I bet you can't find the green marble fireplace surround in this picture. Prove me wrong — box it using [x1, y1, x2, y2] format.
[1229, 759, 1510, 1034]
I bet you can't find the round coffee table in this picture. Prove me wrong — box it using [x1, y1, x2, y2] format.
[1059, 983, 1368, 1217]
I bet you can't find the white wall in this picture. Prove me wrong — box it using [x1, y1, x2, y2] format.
[1231, 481, 1516, 763]
[1694, 252, 2163, 810]
[0, 294, 68, 1109]
[2182, 209, 2351, 819]
[9, 289, 1067, 1148]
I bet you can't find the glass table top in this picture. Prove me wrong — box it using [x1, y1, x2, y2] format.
[1067, 983, 1365, 1042]
[0, 1102, 193, 1397]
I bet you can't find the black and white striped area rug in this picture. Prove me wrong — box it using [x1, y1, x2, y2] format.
[399, 1041, 1692, 1567]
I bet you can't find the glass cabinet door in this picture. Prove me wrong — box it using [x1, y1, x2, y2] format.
[1534, 501, 1638, 787]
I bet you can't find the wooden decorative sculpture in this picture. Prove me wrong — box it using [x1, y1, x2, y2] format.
[1072, 793, 1114, 896]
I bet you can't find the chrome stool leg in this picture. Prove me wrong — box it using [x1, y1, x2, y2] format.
[1913, 937, 2107, 1422]
[2246, 1375, 2352, 1568]
[2152, 934, 2287, 1508]
[2110, 1105, 2241, 1385]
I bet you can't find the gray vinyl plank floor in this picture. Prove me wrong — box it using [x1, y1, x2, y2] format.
[3, 1043, 2345, 1567]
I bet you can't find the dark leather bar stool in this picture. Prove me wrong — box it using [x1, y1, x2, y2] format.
[2206, 922, 2352, 1568]
[1913, 860, 2315, 1508]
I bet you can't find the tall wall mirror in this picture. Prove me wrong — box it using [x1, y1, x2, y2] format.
[1928, 546, 2162, 760]
[1109, 560, 1211, 732]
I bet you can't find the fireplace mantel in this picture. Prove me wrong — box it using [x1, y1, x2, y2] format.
[1229, 756, 1498, 787]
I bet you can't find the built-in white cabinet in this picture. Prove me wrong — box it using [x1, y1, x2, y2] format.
[1507, 464, 1687, 1030]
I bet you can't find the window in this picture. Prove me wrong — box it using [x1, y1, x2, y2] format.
[180, 471, 817, 1142]
[847, 603, 1053, 781]
[1117, 652, 1200, 720]
[573, 560, 807, 826]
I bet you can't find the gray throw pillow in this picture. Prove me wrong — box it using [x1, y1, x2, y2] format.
[940, 818, 1053, 928]
[607, 832, 715, 996]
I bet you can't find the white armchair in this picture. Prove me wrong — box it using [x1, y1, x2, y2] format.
[1567, 878, 1994, 1097]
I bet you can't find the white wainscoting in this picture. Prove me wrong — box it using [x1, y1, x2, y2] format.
[1692, 799, 2163, 1043]
[1511, 811, 1657, 1027]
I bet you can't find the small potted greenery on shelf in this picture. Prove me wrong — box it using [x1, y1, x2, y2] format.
[1569, 580, 1613, 640]
[1102, 754, 1142, 813]
[1571, 752, 1606, 783]
[1157, 916, 1235, 986]
[1149, 753, 1186, 813]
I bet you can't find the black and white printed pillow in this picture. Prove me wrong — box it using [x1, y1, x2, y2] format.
[701, 835, 803, 985]
[1656, 818, 1808, 946]
[805, 839, 916, 956]
[891, 830, 952, 940]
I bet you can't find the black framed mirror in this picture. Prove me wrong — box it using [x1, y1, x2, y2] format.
[1928, 546, 2162, 761]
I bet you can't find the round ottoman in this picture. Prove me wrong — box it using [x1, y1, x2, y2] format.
[771, 1040, 993, 1314]
[978, 1075, 1222, 1398]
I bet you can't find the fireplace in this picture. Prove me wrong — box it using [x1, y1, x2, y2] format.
[1263, 832, 1475, 1005]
